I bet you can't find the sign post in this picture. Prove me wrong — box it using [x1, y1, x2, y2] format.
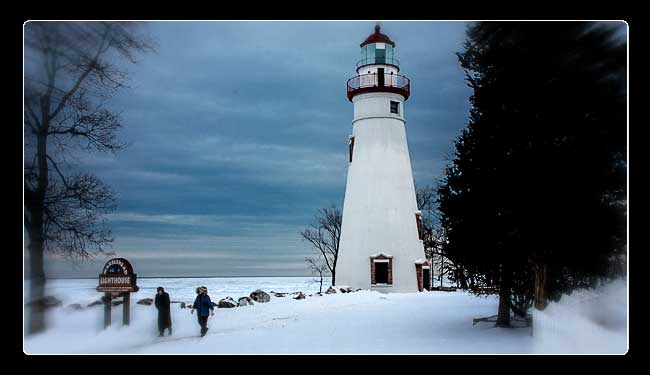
[123, 292, 130, 325]
[102, 293, 112, 328]
[96, 258, 139, 329]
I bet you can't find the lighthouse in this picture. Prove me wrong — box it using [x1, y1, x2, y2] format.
[336, 24, 430, 293]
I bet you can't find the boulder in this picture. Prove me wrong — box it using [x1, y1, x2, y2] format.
[250, 289, 271, 303]
[112, 300, 124, 306]
[294, 292, 306, 300]
[87, 300, 103, 308]
[325, 286, 337, 294]
[67, 303, 84, 311]
[187, 304, 193, 309]
[273, 292, 287, 297]
[180, 302, 186, 309]
[218, 297, 238, 308]
[137, 298, 154, 305]
[238, 296, 254, 306]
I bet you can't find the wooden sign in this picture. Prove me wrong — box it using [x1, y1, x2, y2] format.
[97, 258, 138, 328]
[96, 258, 139, 293]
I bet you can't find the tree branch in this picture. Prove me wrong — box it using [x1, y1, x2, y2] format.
[45, 155, 70, 189]
[25, 102, 41, 133]
[47, 25, 113, 122]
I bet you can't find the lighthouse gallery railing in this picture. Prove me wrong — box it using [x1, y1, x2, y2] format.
[346, 73, 410, 101]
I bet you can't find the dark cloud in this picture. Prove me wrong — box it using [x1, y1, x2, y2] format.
[37, 21, 472, 277]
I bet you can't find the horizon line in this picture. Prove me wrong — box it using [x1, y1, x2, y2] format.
[26, 275, 328, 280]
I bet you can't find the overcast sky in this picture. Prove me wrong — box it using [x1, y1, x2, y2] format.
[33, 21, 473, 278]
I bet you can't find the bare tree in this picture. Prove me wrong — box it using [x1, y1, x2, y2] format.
[24, 22, 153, 334]
[305, 256, 330, 294]
[300, 205, 342, 286]
[416, 185, 455, 288]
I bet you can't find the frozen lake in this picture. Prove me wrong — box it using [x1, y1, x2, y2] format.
[25, 276, 331, 307]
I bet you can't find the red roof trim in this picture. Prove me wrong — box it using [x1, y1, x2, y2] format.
[360, 24, 396, 48]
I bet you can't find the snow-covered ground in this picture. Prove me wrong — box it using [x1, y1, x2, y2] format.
[23, 277, 627, 354]
[532, 278, 627, 354]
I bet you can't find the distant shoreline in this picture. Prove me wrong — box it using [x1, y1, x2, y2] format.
[25, 275, 321, 280]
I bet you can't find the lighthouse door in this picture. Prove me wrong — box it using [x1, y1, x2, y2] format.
[377, 68, 385, 87]
[423, 268, 431, 291]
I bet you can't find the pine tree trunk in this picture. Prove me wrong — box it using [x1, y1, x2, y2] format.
[496, 266, 512, 327]
[27, 208, 46, 335]
[534, 259, 548, 310]
[459, 272, 468, 289]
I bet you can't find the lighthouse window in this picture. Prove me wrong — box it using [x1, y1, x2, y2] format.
[375, 44, 386, 64]
[375, 262, 388, 284]
[348, 136, 355, 163]
[371, 255, 392, 286]
[390, 101, 399, 114]
[386, 44, 394, 62]
[364, 44, 376, 65]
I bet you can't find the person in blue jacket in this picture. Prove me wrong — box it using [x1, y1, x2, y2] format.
[190, 286, 214, 337]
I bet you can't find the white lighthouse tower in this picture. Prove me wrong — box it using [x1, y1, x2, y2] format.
[336, 24, 430, 293]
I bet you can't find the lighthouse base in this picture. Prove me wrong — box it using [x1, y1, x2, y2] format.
[335, 256, 431, 293]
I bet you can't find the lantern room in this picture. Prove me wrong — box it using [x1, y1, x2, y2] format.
[347, 24, 410, 102]
[357, 24, 399, 72]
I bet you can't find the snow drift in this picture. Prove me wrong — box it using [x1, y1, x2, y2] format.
[532, 278, 627, 354]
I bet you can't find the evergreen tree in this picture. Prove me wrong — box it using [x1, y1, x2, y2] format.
[438, 22, 626, 326]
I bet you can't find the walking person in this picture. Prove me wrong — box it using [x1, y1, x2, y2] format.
[191, 286, 214, 337]
[154, 286, 172, 336]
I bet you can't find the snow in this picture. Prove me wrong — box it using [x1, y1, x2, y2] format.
[23, 277, 627, 354]
[369, 252, 393, 258]
[532, 278, 627, 354]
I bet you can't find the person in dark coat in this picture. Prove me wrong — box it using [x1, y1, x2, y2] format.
[190, 286, 214, 337]
[154, 286, 172, 336]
